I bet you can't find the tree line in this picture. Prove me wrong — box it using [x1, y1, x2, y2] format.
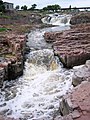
[0, 0, 5, 12]
[15, 4, 61, 12]
[0, 0, 74, 13]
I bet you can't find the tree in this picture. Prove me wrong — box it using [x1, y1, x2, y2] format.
[30, 4, 37, 10]
[42, 4, 60, 12]
[53, 4, 60, 12]
[21, 5, 27, 10]
[15, 5, 20, 10]
[0, 0, 5, 12]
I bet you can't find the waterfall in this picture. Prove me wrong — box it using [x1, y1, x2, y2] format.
[0, 27, 73, 120]
[42, 14, 72, 26]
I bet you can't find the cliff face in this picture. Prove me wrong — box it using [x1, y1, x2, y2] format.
[0, 33, 27, 87]
[44, 23, 90, 68]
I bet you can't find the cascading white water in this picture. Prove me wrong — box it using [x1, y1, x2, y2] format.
[0, 26, 73, 120]
[42, 14, 72, 26]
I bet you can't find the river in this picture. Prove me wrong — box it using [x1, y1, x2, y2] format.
[0, 15, 73, 120]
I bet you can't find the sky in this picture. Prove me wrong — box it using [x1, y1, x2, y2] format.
[3, 0, 90, 9]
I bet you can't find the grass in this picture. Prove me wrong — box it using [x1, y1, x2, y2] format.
[0, 14, 11, 19]
[0, 28, 7, 32]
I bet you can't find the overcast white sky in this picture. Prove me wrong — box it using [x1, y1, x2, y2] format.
[3, 0, 90, 9]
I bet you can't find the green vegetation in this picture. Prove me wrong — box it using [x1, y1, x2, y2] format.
[0, 0, 5, 12]
[29, 4, 37, 10]
[0, 14, 11, 19]
[21, 5, 27, 11]
[0, 28, 7, 32]
[42, 4, 61, 12]
[15, 5, 20, 10]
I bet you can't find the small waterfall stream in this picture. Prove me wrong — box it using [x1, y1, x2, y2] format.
[42, 14, 72, 26]
[0, 17, 73, 120]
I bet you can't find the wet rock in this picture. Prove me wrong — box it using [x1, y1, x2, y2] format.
[85, 60, 90, 70]
[0, 115, 19, 120]
[72, 60, 90, 86]
[0, 67, 5, 88]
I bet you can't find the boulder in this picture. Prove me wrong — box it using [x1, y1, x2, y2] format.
[59, 81, 90, 120]
[72, 60, 90, 86]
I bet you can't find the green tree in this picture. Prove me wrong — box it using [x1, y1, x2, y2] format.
[53, 4, 60, 12]
[42, 4, 60, 12]
[30, 4, 37, 10]
[21, 5, 27, 10]
[0, 0, 5, 12]
[15, 5, 20, 10]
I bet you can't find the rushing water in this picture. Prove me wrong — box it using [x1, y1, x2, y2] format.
[0, 25, 73, 119]
[42, 14, 72, 26]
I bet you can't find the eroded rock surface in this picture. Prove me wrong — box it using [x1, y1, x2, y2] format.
[44, 23, 90, 68]
[0, 33, 26, 87]
[72, 60, 90, 86]
[58, 81, 90, 120]
[70, 12, 90, 25]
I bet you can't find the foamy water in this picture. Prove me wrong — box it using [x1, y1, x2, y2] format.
[0, 26, 73, 120]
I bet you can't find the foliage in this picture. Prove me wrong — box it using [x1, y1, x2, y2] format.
[0, 28, 7, 32]
[21, 5, 27, 11]
[0, 0, 5, 12]
[29, 4, 37, 10]
[42, 4, 60, 12]
[15, 5, 20, 10]
[0, 14, 11, 19]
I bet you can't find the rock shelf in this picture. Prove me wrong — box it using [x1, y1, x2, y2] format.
[0, 33, 27, 87]
[44, 23, 90, 68]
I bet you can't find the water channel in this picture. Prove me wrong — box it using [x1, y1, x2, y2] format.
[0, 15, 73, 120]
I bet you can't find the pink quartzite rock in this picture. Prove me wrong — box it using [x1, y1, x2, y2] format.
[58, 81, 90, 120]
[72, 60, 90, 86]
[0, 33, 26, 87]
[44, 23, 90, 68]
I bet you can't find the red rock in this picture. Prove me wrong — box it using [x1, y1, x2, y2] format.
[59, 81, 90, 120]
[44, 23, 90, 68]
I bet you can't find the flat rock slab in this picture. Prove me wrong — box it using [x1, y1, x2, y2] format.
[44, 23, 90, 68]
[58, 81, 90, 120]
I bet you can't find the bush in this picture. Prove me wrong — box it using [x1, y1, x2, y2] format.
[0, 28, 7, 32]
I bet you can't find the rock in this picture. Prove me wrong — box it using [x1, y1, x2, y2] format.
[70, 12, 90, 25]
[72, 60, 90, 86]
[0, 33, 27, 87]
[0, 115, 18, 120]
[59, 81, 90, 120]
[0, 67, 5, 87]
[85, 60, 90, 70]
[44, 23, 90, 68]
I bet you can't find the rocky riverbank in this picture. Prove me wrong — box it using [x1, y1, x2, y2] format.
[70, 12, 90, 25]
[0, 11, 55, 120]
[44, 23, 90, 68]
[0, 11, 90, 120]
[44, 12, 90, 120]
[0, 11, 50, 88]
[0, 33, 27, 87]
